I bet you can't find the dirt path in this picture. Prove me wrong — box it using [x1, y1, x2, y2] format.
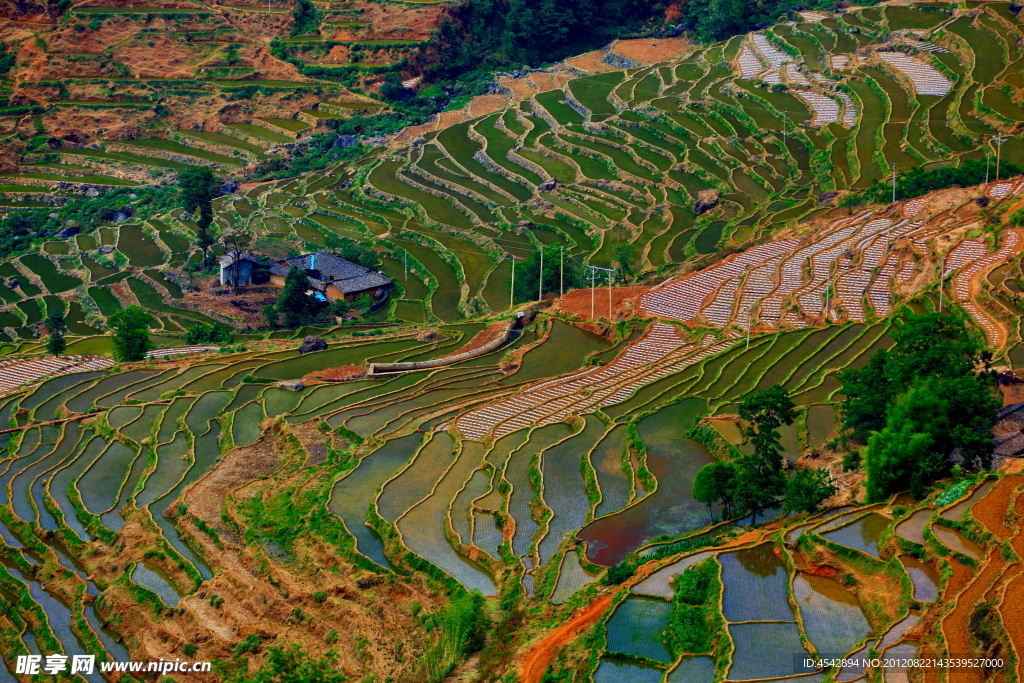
[517, 593, 615, 683]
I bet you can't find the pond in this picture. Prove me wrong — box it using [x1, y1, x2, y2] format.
[579, 399, 713, 566]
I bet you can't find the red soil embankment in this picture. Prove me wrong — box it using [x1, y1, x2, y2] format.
[517, 594, 615, 683]
[554, 285, 650, 320]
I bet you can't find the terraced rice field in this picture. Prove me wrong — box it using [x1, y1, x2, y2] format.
[0, 3, 1023, 681]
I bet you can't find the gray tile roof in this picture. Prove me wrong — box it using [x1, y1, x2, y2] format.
[284, 250, 368, 280]
[276, 250, 392, 295]
[219, 251, 257, 267]
[331, 271, 392, 294]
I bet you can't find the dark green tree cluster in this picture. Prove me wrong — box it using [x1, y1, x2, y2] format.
[263, 266, 326, 329]
[510, 245, 587, 305]
[838, 312, 1000, 501]
[692, 386, 836, 524]
[45, 310, 67, 355]
[666, 558, 719, 655]
[184, 322, 234, 345]
[108, 305, 153, 362]
[178, 166, 220, 268]
[289, 0, 321, 36]
[863, 159, 1023, 203]
[429, 0, 667, 78]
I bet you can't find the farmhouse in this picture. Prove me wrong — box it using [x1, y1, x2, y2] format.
[219, 250, 393, 303]
[270, 250, 393, 302]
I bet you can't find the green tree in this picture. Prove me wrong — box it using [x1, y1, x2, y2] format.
[865, 380, 951, 502]
[837, 350, 894, 441]
[213, 643, 346, 683]
[195, 204, 216, 269]
[221, 227, 252, 292]
[691, 460, 737, 518]
[783, 467, 837, 515]
[108, 305, 153, 362]
[45, 310, 67, 356]
[614, 242, 635, 281]
[178, 166, 220, 214]
[184, 322, 233, 345]
[275, 266, 322, 328]
[734, 385, 795, 524]
[262, 304, 279, 329]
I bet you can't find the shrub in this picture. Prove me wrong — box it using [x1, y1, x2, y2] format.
[184, 322, 233, 345]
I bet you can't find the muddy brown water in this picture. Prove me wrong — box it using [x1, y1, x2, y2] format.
[578, 399, 713, 566]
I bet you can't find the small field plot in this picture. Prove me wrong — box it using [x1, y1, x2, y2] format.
[604, 596, 674, 664]
[821, 512, 890, 557]
[719, 543, 793, 622]
[20, 255, 81, 293]
[793, 574, 871, 658]
[727, 622, 814, 680]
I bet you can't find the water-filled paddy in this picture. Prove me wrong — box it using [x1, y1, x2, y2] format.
[931, 524, 985, 559]
[822, 513, 890, 558]
[720, 543, 793, 622]
[131, 562, 183, 607]
[900, 556, 939, 603]
[580, 399, 713, 565]
[894, 508, 931, 546]
[604, 596, 674, 663]
[794, 574, 871, 658]
[727, 622, 813, 680]
[593, 658, 663, 683]
[538, 417, 605, 565]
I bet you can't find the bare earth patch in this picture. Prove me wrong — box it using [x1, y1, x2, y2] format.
[608, 37, 691, 65]
[554, 285, 650, 320]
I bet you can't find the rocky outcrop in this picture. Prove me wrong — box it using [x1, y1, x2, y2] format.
[298, 336, 328, 354]
[694, 189, 721, 215]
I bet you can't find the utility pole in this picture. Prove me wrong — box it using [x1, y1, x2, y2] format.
[607, 270, 613, 320]
[403, 250, 407, 281]
[590, 266, 595, 318]
[538, 247, 544, 302]
[559, 247, 564, 298]
[985, 136, 991, 185]
[888, 161, 897, 204]
[994, 136, 1008, 183]
[510, 257, 515, 311]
